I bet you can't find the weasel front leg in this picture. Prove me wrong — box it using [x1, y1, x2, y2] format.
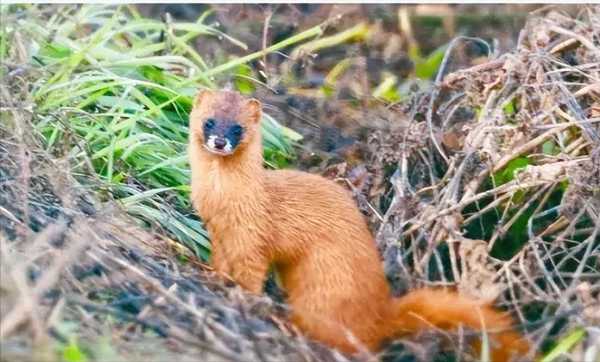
[209, 240, 233, 277]
[211, 234, 270, 294]
[229, 248, 269, 294]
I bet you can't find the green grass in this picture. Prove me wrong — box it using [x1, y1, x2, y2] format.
[8, 4, 316, 260]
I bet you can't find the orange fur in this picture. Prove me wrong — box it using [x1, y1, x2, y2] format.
[188, 90, 531, 361]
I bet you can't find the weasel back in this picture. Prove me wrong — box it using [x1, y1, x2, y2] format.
[264, 169, 393, 351]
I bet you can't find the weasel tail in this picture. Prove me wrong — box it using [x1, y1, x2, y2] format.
[388, 288, 530, 361]
[188, 90, 531, 361]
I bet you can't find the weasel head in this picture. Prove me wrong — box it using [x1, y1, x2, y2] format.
[189, 90, 261, 157]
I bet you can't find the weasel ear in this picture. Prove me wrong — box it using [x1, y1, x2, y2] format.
[245, 98, 262, 124]
[194, 89, 213, 107]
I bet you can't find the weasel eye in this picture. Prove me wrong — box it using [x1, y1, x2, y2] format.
[204, 118, 216, 129]
[231, 124, 243, 136]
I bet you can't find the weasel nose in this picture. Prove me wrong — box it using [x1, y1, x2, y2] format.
[214, 137, 226, 150]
